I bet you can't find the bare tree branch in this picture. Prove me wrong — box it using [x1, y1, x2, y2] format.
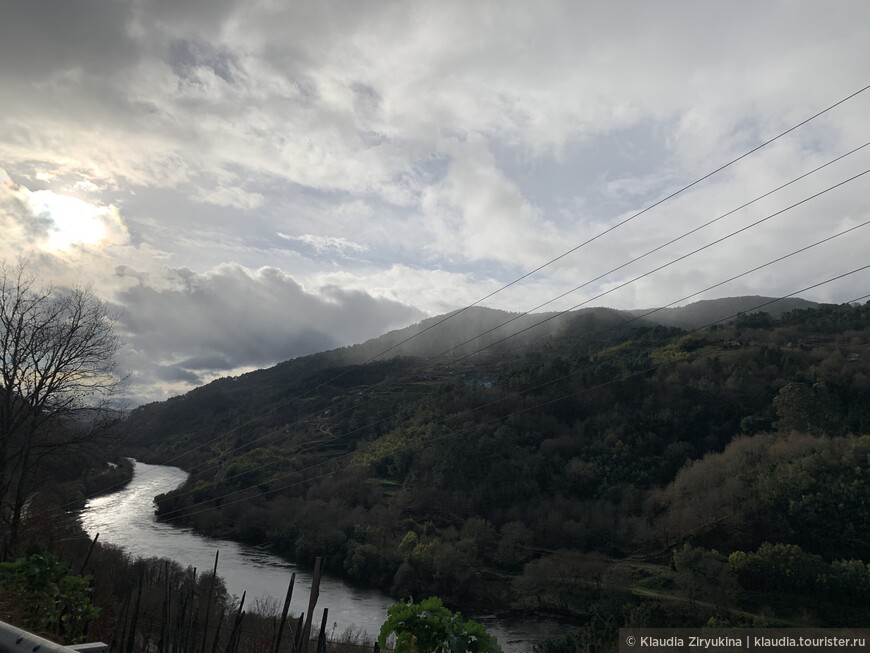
[0, 258, 123, 555]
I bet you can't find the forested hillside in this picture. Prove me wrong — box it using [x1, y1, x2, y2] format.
[123, 299, 870, 639]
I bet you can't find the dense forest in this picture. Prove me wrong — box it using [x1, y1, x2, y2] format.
[118, 298, 870, 646]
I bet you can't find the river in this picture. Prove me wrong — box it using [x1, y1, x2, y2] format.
[79, 460, 573, 652]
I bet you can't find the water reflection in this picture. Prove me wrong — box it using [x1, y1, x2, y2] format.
[80, 460, 572, 651]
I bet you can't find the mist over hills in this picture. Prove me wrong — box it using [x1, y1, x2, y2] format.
[122, 296, 870, 633]
[120, 294, 814, 467]
[286, 295, 816, 367]
[627, 295, 818, 328]
[123, 294, 821, 464]
[120, 293, 828, 515]
[130, 295, 819, 416]
[334, 305, 629, 362]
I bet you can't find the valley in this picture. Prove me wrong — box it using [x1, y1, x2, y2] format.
[118, 299, 870, 646]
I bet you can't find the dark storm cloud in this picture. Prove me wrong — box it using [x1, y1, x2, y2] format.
[0, 0, 139, 81]
[176, 354, 233, 371]
[168, 39, 239, 84]
[115, 265, 148, 283]
[3, 0, 870, 404]
[139, 0, 240, 35]
[154, 365, 203, 385]
[115, 264, 424, 376]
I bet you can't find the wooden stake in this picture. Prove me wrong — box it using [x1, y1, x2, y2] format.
[125, 561, 144, 653]
[291, 613, 305, 653]
[159, 560, 171, 653]
[199, 550, 220, 653]
[78, 532, 99, 574]
[209, 609, 226, 653]
[187, 567, 199, 653]
[273, 572, 296, 653]
[229, 612, 246, 653]
[316, 608, 328, 653]
[301, 557, 322, 653]
[226, 591, 247, 653]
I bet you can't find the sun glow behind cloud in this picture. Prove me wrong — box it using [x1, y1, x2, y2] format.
[29, 190, 111, 250]
[1, 1, 869, 403]
[1, 171, 130, 255]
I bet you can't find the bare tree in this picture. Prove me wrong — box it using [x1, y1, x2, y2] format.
[0, 259, 122, 555]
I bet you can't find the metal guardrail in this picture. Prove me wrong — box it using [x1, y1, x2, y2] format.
[68, 645, 109, 653]
[0, 620, 107, 653]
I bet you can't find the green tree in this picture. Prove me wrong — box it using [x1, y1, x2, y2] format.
[729, 543, 827, 595]
[0, 552, 99, 643]
[494, 521, 532, 568]
[673, 544, 738, 612]
[378, 596, 501, 653]
[773, 382, 844, 436]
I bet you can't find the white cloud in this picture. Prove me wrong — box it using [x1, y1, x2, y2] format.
[3, 0, 870, 402]
[0, 170, 130, 254]
[193, 184, 265, 210]
[277, 232, 368, 256]
[422, 136, 562, 267]
[114, 263, 424, 399]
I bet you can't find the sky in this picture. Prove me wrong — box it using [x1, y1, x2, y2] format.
[1, 1, 869, 404]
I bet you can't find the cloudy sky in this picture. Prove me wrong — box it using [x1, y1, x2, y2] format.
[2, 1, 869, 404]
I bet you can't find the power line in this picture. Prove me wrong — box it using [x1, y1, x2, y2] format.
[47, 272, 870, 545]
[441, 168, 870, 364]
[149, 261, 870, 523]
[158, 275, 870, 526]
[430, 143, 870, 358]
[148, 216, 870, 509]
[81, 82, 870, 500]
[86, 157, 870, 512]
[137, 143, 870, 493]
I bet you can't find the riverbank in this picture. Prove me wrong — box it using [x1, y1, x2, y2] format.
[79, 459, 577, 652]
[80, 457, 135, 498]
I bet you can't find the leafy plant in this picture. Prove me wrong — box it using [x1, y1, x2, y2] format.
[378, 596, 501, 653]
[0, 552, 99, 643]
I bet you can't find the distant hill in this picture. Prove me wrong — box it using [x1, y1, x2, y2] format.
[127, 296, 821, 416]
[334, 305, 637, 362]
[126, 298, 870, 630]
[340, 295, 819, 360]
[122, 295, 822, 460]
[629, 295, 818, 329]
[121, 304, 640, 457]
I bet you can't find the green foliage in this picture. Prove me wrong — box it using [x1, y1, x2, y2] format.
[394, 538, 478, 600]
[661, 542, 870, 625]
[652, 433, 870, 560]
[344, 540, 402, 587]
[493, 521, 533, 568]
[80, 458, 134, 497]
[123, 301, 870, 628]
[0, 552, 99, 643]
[729, 543, 823, 594]
[672, 544, 738, 611]
[514, 552, 605, 614]
[734, 311, 774, 329]
[773, 382, 845, 435]
[378, 596, 501, 653]
[729, 542, 870, 605]
[648, 343, 690, 364]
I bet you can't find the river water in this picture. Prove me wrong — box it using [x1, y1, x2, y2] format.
[79, 460, 573, 652]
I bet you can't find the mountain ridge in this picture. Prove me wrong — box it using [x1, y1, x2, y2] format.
[123, 298, 870, 632]
[131, 295, 820, 415]
[123, 294, 819, 461]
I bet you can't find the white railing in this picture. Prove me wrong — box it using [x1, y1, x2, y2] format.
[0, 620, 107, 653]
